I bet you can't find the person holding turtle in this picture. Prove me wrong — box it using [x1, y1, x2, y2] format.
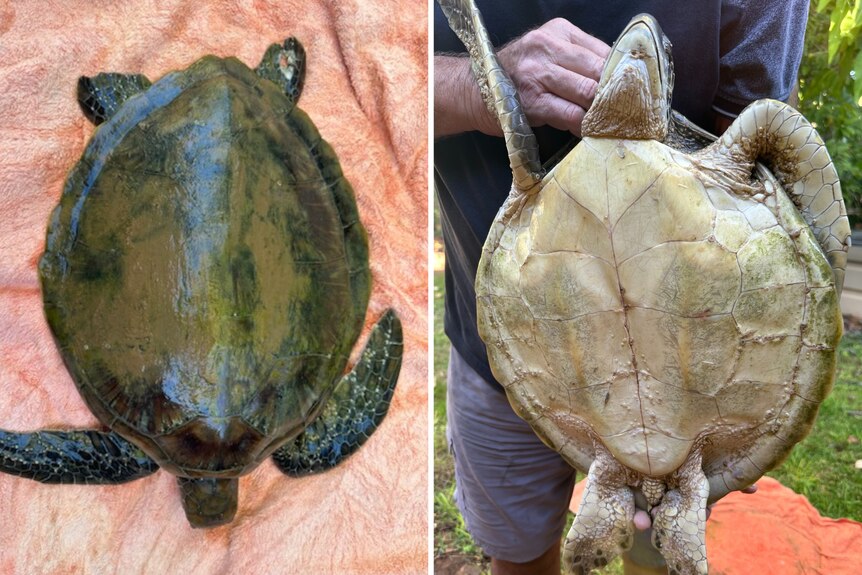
[434, 1, 811, 573]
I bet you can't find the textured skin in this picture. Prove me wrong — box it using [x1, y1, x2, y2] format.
[77, 74, 153, 126]
[436, 0, 543, 196]
[274, 309, 403, 475]
[440, 2, 849, 574]
[696, 99, 851, 297]
[563, 448, 635, 574]
[0, 429, 158, 484]
[0, 0, 426, 569]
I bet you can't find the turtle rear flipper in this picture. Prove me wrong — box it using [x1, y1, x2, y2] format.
[563, 447, 635, 574]
[0, 428, 158, 483]
[651, 453, 710, 575]
[77, 73, 152, 125]
[272, 309, 402, 476]
[255, 37, 305, 107]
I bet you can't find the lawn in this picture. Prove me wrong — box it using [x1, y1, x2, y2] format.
[433, 269, 862, 574]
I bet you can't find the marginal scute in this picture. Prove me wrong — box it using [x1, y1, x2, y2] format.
[794, 346, 837, 402]
[802, 287, 842, 348]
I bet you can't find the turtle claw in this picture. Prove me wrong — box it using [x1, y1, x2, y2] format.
[650, 455, 710, 575]
[563, 449, 634, 575]
[272, 309, 402, 476]
[255, 37, 306, 105]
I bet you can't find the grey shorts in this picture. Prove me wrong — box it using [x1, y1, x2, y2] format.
[446, 347, 577, 562]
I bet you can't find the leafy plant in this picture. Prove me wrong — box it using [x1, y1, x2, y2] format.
[798, 0, 862, 224]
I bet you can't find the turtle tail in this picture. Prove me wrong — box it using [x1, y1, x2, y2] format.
[437, 0, 543, 196]
[696, 99, 851, 296]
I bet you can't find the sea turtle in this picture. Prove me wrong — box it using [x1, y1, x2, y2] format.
[0, 38, 402, 528]
[438, 2, 849, 574]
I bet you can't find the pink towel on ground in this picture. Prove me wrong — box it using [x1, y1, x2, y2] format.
[570, 476, 862, 574]
[0, 1, 428, 573]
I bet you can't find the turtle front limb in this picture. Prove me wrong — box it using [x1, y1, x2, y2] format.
[255, 37, 306, 107]
[437, 0, 543, 198]
[696, 99, 851, 295]
[563, 446, 635, 575]
[77, 73, 152, 125]
[0, 429, 158, 483]
[651, 453, 709, 575]
[272, 309, 402, 475]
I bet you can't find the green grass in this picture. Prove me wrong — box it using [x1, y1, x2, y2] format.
[433, 267, 862, 573]
[766, 331, 862, 518]
[433, 271, 489, 572]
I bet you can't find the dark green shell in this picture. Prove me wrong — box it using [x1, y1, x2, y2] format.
[39, 55, 370, 477]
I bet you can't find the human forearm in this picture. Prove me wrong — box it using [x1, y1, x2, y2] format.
[434, 19, 610, 140]
[434, 54, 500, 138]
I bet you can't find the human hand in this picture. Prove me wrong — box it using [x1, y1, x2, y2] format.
[632, 484, 759, 530]
[495, 18, 610, 136]
[434, 18, 610, 138]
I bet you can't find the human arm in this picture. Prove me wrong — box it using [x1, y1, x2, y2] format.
[434, 18, 610, 139]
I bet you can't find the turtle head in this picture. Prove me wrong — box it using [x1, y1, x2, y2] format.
[581, 13, 673, 140]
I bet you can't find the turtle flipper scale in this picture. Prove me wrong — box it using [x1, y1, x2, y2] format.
[563, 447, 635, 575]
[0, 429, 158, 484]
[255, 37, 306, 107]
[651, 454, 709, 575]
[77, 73, 152, 125]
[697, 98, 851, 296]
[437, 0, 543, 198]
[272, 309, 403, 476]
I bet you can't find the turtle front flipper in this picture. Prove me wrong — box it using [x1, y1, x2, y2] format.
[255, 37, 305, 107]
[437, 0, 543, 200]
[696, 98, 851, 296]
[272, 309, 402, 476]
[177, 477, 238, 528]
[563, 447, 635, 575]
[0, 429, 158, 483]
[77, 73, 151, 125]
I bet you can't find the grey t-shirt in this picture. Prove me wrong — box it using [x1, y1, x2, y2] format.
[434, 0, 809, 388]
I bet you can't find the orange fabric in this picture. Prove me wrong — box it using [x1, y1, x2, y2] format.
[0, 1, 427, 573]
[570, 477, 862, 574]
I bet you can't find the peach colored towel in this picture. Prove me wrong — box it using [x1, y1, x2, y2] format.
[0, 1, 428, 573]
[570, 476, 862, 574]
